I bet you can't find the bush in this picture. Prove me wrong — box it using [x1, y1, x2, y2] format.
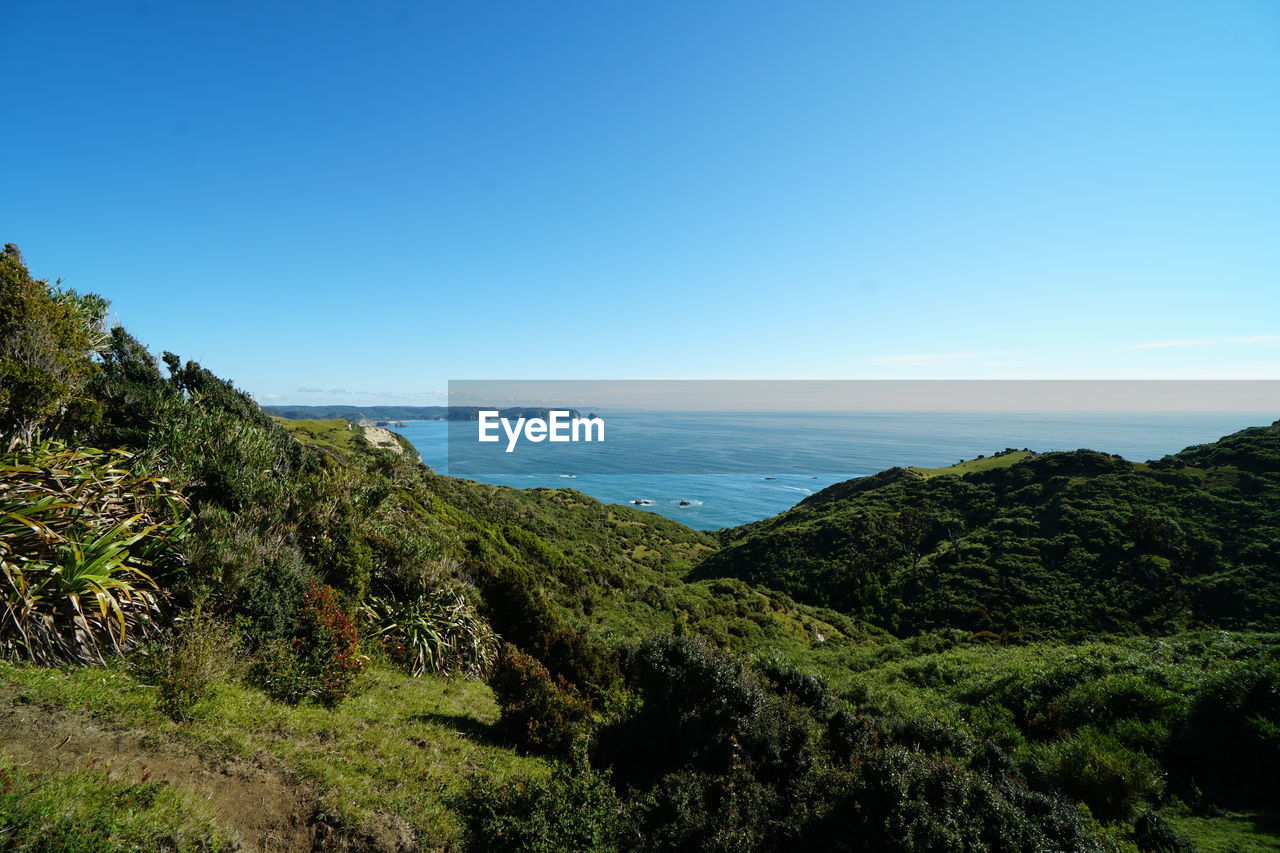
[465, 763, 623, 853]
[597, 635, 768, 788]
[489, 643, 592, 756]
[476, 564, 619, 699]
[636, 765, 798, 853]
[812, 747, 1104, 852]
[300, 582, 366, 704]
[1132, 810, 1195, 852]
[250, 637, 314, 705]
[757, 656, 836, 715]
[363, 587, 498, 678]
[154, 615, 238, 720]
[247, 581, 367, 706]
[595, 635, 824, 849]
[0, 439, 187, 664]
[1172, 658, 1280, 803]
[1025, 727, 1164, 821]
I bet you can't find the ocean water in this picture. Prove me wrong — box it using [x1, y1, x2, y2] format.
[392, 411, 1273, 531]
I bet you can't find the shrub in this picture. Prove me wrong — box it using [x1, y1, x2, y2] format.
[489, 642, 592, 756]
[538, 626, 621, 704]
[1057, 673, 1179, 732]
[1132, 810, 1195, 852]
[597, 635, 767, 787]
[595, 634, 825, 849]
[812, 747, 1104, 852]
[0, 439, 187, 664]
[153, 614, 238, 720]
[299, 581, 366, 705]
[250, 636, 313, 705]
[636, 765, 798, 853]
[362, 587, 498, 678]
[757, 656, 836, 715]
[874, 708, 977, 759]
[465, 763, 623, 853]
[1025, 727, 1164, 821]
[474, 563, 620, 702]
[1172, 658, 1280, 803]
[247, 581, 367, 706]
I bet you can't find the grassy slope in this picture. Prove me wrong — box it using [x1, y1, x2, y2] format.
[0, 754, 230, 852]
[0, 660, 544, 849]
[0, 424, 860, 849]
[908, 449, 1032, 478]
[274, 417, 366, 454]
[351, 433, 1280, 849]
[9, 633, 1275, 851]
[419, 472, 862, 659]
[273, 406, 860, 661]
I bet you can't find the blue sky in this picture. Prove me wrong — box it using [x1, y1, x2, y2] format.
[4, 1, 1279, 405]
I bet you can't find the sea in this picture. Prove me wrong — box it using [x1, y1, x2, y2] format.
[391, 411, 1274, 531]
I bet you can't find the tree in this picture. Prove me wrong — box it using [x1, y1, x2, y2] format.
[0, 244, 106, 442]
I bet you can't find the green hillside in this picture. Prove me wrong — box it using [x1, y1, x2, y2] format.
[697, 432, 1280, 637]
[274, 417, 366, 453]
[3, 244, 1279, 851]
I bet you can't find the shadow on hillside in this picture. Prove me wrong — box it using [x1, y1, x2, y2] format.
[410, 712, 506, 747]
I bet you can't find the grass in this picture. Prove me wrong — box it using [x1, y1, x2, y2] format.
[908, 449, 1033, 478]
[1169, 811, 1280, 852]
[0, 660, 546, 848]
[273, 417, 364, 454]
[0, 755, 231, 852]
[800, 630, 1280, 717]
[579, 568, 859, 661]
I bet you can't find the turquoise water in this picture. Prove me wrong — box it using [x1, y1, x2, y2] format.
[393, 411, 1274, 530]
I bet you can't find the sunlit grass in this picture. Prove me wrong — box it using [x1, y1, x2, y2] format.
[908, 449, 1032, 478]
[0, 755, 230, 852]
[1170, 811, 1280, 852]
[0, 660, 546, 847]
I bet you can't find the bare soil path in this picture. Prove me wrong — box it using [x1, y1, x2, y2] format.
[0, 698, 322, 852]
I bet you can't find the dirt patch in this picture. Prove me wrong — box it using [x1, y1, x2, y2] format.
[0, 699, 322, 852]
[361, 426, 404, 454]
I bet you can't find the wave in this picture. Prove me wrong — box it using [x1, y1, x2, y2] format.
[782, 486, 812, 493]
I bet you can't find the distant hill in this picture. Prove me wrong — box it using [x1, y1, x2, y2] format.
[694, 421, 1280, 637]
[262, 405, 582, 421]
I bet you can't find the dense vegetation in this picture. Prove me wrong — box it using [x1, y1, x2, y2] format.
[1, 243, 1278, 851]
[698, 440, 1280, 637]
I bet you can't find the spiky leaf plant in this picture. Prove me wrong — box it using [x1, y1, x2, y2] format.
[363, 587, 498, 678]
[0, 438, 188, 663]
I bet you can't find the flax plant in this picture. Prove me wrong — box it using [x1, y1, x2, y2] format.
[363, 587, 498, 678]
[0, 438, 188, 663]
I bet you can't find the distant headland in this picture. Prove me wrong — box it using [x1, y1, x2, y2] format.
[262, 405, 583, 422]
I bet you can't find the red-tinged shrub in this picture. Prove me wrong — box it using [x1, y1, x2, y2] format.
[489, 642, 591, 756]
[252, 581, 367, 706]
[301, 581, 366, 706]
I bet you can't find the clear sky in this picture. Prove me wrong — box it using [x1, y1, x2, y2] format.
[4, 1, 1279, 405]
